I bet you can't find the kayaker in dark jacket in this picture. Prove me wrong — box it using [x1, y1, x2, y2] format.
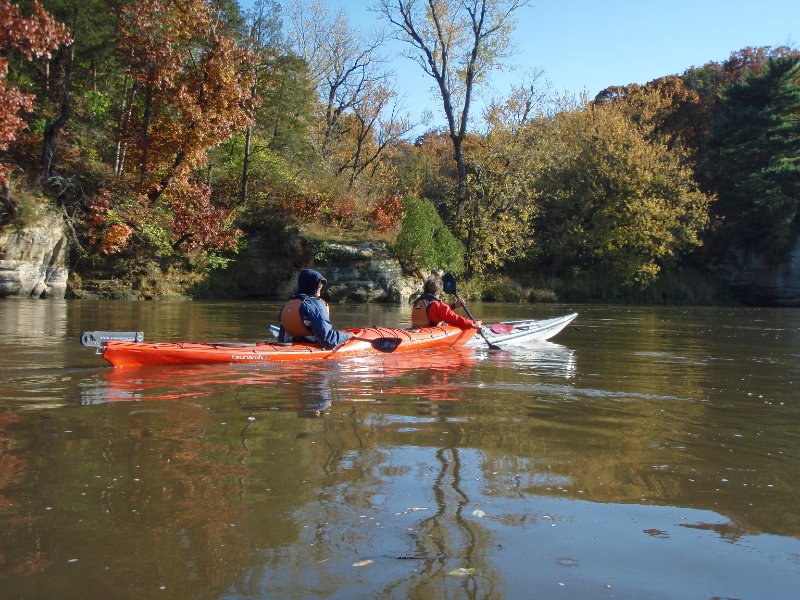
[278, 269, 352, 348]
[411, 276, 482, 330]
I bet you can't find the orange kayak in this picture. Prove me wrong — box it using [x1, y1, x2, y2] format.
[94, 326, 477, 368]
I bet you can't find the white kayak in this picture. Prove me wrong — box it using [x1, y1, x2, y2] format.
[468, 312, 578, 347]
[269, 312, 577, 349]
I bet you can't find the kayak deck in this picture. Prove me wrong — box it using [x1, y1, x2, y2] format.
[100, 325, 477, 368]
[468, 313, 579, 346]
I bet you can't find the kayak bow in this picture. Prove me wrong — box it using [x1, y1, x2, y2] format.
[468, 313, 578, 347]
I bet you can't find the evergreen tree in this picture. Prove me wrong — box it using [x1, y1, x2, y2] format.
[393, 195, 465, 275]
[709, 56, 800, 263]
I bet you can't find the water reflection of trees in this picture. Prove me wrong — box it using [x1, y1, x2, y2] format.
[4, 318, 799, 597]
[393, 447, 501, 600]
[0, 413, 52, 578]
[0, 402, 256, 595]
[215, 348, 509, 597]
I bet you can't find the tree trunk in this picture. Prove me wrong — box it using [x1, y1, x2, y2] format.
[0, 181, 16, 226]
[118, 88, 136, 176]
[240, 125, 251, 204]
[141, 79, 154, 178]
[114, 75, 130, 175]
[41, 49, 73, 178]
[240, 80, 259, 205]
[452, 134, 467, 220]
[148, 150, 186, 205]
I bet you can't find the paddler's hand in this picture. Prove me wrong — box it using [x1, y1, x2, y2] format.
[452, 299, 464, 309]
[471, 320, 483, 329]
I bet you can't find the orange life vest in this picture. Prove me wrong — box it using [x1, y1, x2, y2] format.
[279, 297, 332, 338]
[279, 298, 314, 337]
[411, 295, 437, 328]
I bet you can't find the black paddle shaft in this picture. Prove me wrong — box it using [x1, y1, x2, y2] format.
[327, 336, 402, 355]
[441, 274, 502, 350]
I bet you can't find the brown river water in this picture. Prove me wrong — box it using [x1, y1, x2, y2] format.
[1, 299, 799, 599]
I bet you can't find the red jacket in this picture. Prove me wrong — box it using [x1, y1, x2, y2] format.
[413, 296, 475, 329]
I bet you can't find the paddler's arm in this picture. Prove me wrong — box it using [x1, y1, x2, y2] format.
[303, 300, 352, 348]
[427, 300, 481, 330]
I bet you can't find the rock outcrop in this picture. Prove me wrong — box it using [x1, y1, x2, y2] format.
[315, 241, 421, 303]
[713, 243, 800, 306]
[0, 209, 68, 298]
[201, 233, 422, 303]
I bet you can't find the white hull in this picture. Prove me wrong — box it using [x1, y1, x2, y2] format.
[468, 313, 578, 347]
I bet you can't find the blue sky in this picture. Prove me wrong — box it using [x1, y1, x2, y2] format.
[251, 1, 800, 126]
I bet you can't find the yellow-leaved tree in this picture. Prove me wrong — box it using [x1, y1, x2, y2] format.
[377, 0, 531, 220]
[528, 97, 713, 287]
[460, 82, 548, 274]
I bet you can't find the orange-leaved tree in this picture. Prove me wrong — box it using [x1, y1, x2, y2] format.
[0, 0, 70, 221]
[93, 0, 256, 255]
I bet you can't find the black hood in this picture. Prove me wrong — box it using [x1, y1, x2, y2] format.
[297, 269, 326, 295]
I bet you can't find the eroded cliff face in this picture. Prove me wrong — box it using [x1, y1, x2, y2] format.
[316, 242, 420, 303]
[713, 243, 800, 306]
[211, 233, 421, 303]
[0, 209, 68, 299]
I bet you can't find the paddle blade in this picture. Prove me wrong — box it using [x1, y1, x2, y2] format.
[489, 323, 514, 334]
[369, 337, 402, 353]
[442, 273, 457, 295]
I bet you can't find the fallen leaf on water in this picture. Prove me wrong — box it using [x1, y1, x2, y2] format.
[352, 559, 374, 567]
[447, 567, 475, 576]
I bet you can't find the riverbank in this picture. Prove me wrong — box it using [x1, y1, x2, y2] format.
[2, 206, 796, 306]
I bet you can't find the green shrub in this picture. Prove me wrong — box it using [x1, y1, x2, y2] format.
[480, 276, 527, 302]
[454, 275, 558, 303]
[393, 195, 464, 275]
[527, 288, 559, 303]
[2, 180, 51, 230]
[29, 117, 47, 137]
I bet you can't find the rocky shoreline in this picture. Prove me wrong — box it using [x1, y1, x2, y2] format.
[0, 211, 425, 303]
[0, 208, 69, 299]
[3, 210, 800, 306]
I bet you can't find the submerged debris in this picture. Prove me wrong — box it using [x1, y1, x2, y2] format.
[352, 559, 374, 567]
[447, 567, 476, 576]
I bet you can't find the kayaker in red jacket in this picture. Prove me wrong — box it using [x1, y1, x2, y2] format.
[411, 276, 482, 330]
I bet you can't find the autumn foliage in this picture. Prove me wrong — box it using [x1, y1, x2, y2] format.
[118, 0, 256, 184]
[87, 0, 257, 255]
[168, 182, 240, 252]
[367, 194, 403, 233]
[0, 0, 797, 302]
[0, 0, 70, 187]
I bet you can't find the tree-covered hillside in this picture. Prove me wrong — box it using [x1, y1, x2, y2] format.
[1, 1, 798, 303]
